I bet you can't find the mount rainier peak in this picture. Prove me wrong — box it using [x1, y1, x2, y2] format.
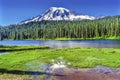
[22, 7, 95, 24]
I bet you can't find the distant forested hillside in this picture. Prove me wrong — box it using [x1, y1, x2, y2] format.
[0, 16, 120, 40]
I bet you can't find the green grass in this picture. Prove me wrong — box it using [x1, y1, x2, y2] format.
[0, 73, 47, 80]
[24, 36, 120, 40]
[54, 37, 120, 40]
[0, 46, 120, 80]
[0, 45, 50, 52]
[2, 36, 120, 41]
[0, 47, 120, 71]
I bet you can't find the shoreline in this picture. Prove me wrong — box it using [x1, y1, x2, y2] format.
[53, 67, 120, 80]
[1, 37, 120, 41]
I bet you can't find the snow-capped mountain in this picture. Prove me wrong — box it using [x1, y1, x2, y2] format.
[21, 7, 95, 24]
[96, 15, 105, 19]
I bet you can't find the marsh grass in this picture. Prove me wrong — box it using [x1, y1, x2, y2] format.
[0, 47, 120, 70]
[0, 46, 120, 79]
[0, 45, 50, 52]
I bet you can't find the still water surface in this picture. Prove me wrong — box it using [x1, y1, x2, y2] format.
[0, 40, 120, 49]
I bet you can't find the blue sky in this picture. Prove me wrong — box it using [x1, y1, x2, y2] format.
[0, 0, 120, 26]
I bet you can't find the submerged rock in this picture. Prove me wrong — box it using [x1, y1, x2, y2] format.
[89, 66, 119, 74]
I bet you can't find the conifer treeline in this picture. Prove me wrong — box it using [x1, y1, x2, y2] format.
[0, 16, 120, 40]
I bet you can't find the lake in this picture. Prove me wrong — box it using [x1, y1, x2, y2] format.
[0, 52, 8, 55]
[0, 40, 120, 49]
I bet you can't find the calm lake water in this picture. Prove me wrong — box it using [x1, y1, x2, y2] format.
[0, 40, 120, 49]
[0, 52, 8, 55]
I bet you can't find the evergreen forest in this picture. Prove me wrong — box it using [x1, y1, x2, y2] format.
[0, 16, 120, 40]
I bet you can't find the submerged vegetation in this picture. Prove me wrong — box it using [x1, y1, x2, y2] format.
[0, 16, 120, 40]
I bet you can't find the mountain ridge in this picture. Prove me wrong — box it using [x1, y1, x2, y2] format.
[21, 7, 96, 24]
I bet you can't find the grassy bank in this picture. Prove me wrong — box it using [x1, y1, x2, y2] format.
[54, 37, 120, 40]
[0, 46, 120, 80]
[0, 47, 120, 70]
[0, 45, 50, 52]
[2, 36, 120, 40]
[24, 37, 120, 40]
